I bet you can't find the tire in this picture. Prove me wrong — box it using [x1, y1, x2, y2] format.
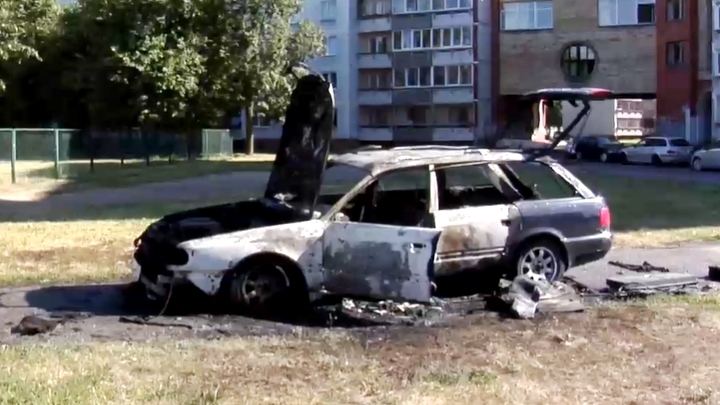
[620, 153, 629, 165]
[223, 259, 307, 316]
[576, 151, 583, 161]
[513, 238, 567, 283]
[599, 152, 608, 163]
[692, 158, 703, 172]
[651, 154, 663, 166]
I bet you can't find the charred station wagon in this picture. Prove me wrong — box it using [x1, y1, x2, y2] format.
[131, 74, 614, 313]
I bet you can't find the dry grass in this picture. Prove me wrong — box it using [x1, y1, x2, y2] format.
[2, 298, 720, 405]
[0, 155, 275, 195]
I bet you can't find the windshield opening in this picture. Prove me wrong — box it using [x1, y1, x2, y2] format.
[597, 137, 618, 146]
[313, 163, 370, 213]
[670, 139, 691, 147]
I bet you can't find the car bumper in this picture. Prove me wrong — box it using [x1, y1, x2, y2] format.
[660, 154, 691, 164]
[565, 231, 613, 268]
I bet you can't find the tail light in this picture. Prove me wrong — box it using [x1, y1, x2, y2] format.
[599, 206, 611, 230]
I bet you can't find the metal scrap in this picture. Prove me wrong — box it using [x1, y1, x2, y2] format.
[608, 261, 670, 273]
[499, 273, 585, 319]
[606, 273, 700, 297]
[11, 312, 91, 336]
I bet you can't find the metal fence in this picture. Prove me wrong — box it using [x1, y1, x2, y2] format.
[0, 128, 236, 184]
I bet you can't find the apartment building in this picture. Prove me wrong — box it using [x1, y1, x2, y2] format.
[249, 0, 493, 147]
[495, 0, 714, 143]
[355, 0, 492, 144]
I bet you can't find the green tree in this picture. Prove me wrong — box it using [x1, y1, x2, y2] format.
[55, 0, 324, 154]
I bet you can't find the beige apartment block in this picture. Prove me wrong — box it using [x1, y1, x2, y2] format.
[498, 0, 656, 95]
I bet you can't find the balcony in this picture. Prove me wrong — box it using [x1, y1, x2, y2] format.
[358, 90, 393, 105]
[358, 17, 391, 33]
[358, 53, 392, 69]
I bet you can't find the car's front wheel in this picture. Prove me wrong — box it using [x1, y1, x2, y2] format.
[599, 152, 608, 163]
[514, 238, 567, 283]
[224, 258, 307, 315]
[651, 154, 663, 166]
[692, 157, 703, 172]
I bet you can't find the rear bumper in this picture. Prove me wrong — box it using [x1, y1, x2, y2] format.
[565, 232, 612, 268]
[660, 154, 691, 164]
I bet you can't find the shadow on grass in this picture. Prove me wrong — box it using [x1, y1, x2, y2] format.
[20, 283, 398, 328]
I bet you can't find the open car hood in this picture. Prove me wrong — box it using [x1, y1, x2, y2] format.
[263, 69, 336, 213]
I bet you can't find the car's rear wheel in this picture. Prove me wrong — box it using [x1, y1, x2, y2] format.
[599, 152, 608, 163]
[576, 151, 583, 161]
[514, 238, 567, 283]
[620, 153, 629, 165]
[692, 157, 703, 172]
[224, 259, 304, 315]
[651, 154, 663, 166]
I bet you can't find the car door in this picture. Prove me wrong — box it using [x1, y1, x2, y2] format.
[623, 140, 646, 163]
[704, 145, 720, 169]
[321, 166, 441, 304]
[430, 163, 521, 276]
[644, 138, 667, 163]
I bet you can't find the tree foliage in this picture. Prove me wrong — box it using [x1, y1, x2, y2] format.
[0, 0, 325, 152]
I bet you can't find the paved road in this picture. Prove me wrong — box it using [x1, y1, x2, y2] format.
[2, 158, 718, 211]
[566, 242, 720, 291]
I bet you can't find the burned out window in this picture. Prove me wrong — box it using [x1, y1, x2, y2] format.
[437, 165, 514, 209]
[503, 162, 577, 200]
[378, 167, 429, 191]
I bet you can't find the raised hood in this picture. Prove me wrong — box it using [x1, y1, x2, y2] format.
[263, 71, 336, 213]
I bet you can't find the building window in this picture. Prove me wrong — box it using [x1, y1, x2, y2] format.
[666, 0, 683, 20]
[392, 0, 471, 13]
[325, 36, 338, 55]
[432, 105, 473, 126]
[322, 72, 338, 89]
[714, 1, 720, 30]
[360, 71, 392, 89]
[393, 27, 471, 51]
[370, 36, 388, 53]
[252, 114, 274, 127]
[713, 49, 720, 76]
[360, 107, 392, 126]
[360, 0, 390, 16]
[321, 0, 337, 21]
[666, 41, 685, 66]
[714, 94, 720, 124]
[393, 65, 472, 87]
[560, 44, 596, 81]
[405, 106, 431, 125]
[598, 0, 655, 26]
[501, 1, 553, 31]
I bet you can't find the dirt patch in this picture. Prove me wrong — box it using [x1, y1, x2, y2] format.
[0, 297, 719, 405]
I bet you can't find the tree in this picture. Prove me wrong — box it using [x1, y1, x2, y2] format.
[0, 0, 59, 92]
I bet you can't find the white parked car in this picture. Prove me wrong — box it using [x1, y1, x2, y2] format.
[690, 142, 720, 171]
[619, 136, 694, 166]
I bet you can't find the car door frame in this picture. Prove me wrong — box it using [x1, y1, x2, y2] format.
[625, 139, 648, 163]
[319, 164, 442, 304]
[428, 162, 522, 276]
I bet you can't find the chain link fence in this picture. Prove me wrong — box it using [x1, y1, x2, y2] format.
[0, 128, 236, 185]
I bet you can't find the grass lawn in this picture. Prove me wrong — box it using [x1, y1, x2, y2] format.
[0, 296, 719, 404]
[0, 155, 275, 195]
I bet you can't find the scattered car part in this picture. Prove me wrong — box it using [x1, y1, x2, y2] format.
[10, 312, 91, 336]
[606, 273, 699, 297]
[608, 260, 670, 273]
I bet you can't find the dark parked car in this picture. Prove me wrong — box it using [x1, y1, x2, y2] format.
[129, 82, 614, 314]
[566, 135, 624, 163]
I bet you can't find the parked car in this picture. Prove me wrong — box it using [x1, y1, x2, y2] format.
[619, 136, 694, 166]
[566, 135, 625, 163]
[129, 82, 613, 314]
[690, 141, 720, 171]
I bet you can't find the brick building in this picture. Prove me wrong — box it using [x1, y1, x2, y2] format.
[493, 0, 714, 143]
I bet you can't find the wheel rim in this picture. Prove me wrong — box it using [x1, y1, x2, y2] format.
[519, 247, 559, 281]
[693, 159, 701, 171]
[230, 265, 288, 309]
[600, 153, 607, 162]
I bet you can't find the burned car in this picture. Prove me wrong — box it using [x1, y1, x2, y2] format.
[130, 78, 614, 313]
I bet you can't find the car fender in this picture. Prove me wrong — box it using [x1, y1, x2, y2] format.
[168, 220, 327, 295]
[507, 227, 569, 263]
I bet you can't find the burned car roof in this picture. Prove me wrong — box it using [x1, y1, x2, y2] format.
[329, 146, 552, 175]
